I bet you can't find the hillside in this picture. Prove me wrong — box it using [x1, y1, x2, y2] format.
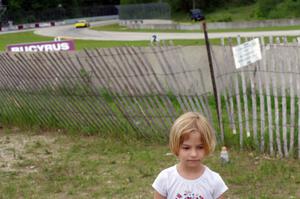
[172, 1, 300, 22]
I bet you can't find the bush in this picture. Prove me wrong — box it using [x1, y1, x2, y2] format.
[217, 14, 232, 22]
[273, 0, 300, 18]
[210, 14, 233, 22]
[256, 0, 281, 18]
[256, 0, 300, 19]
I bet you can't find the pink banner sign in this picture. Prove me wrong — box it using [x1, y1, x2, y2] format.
[7, 40, 75, 52]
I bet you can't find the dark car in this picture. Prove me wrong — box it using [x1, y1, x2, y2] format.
[190, 9, 205, 21]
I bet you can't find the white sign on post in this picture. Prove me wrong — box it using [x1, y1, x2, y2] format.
[232, 38, 262, 69]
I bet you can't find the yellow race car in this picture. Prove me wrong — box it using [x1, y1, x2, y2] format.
[74, 20, 90, 28]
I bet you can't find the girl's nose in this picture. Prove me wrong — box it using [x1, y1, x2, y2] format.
[190, 149, 197, 156]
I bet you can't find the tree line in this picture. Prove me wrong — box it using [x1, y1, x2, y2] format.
[2, 0, 300, 21]
[0, 0, 120, 23]
[1, 0, 119, 12]
[120, 0, 300, 19]
[120, 0, 255, 12]
[0, 0, 265, 15]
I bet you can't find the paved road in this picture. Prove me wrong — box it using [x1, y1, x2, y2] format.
[33, 20, 300, 41]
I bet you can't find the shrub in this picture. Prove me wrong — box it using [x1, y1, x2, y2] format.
[256, 0, 281, 18]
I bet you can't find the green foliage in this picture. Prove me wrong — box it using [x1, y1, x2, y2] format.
[5, 0, 300, 23]
[269, 0, 300, 18]
[256, 0, 281, 18]
[255, 0, 300, 19]
[153, 0, 300, 21]
[210, 14, 233, 22]
[3, 0, 118, 11]
[166, 0, 190, 13]
[2, 0, 119, 23]
[119, 0, 256, 14]
[79, 68, 92, 85]
[120, 0, 154, 4]
[166, 90, 180, 110]
[99, 88, 114, 103]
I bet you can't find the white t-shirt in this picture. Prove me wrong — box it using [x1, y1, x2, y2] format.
[152, 165, 228, 199]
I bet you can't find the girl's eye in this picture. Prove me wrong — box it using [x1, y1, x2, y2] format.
[182, 147, 190, 150]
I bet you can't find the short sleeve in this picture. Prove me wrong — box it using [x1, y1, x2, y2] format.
[212, 173, 228, 199]
[152, 170, 168, 197]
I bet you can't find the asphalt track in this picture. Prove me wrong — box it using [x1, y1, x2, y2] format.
[33, 20, 300, 41]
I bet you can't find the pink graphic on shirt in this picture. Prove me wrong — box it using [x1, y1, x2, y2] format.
[175, 191, 204, 199]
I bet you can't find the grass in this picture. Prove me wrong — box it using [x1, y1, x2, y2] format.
[0, 31, 54, 51]
[0, 28, 299, 198]
[0, 31, 152, 51]
[0, 31, 218, 51]
[1, 24, 299, 52]
[209, 25, 300, 32]
[205, 4, 258, 22]
[90, 23, 203, 33]
[0, 128, 299, 198]
[171, 4, 258, 23]
[91, 22, 300, 33]
[0, 89, 135, 135]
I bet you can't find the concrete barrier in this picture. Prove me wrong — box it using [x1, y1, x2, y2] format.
[207, 18, 300, 30]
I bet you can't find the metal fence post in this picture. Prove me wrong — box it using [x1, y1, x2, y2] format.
[202, 21, 222, 140]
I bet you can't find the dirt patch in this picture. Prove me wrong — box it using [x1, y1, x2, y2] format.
[0, 128, 68, 174]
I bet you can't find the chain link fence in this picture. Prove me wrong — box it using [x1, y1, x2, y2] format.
[117, 2, 171, 20]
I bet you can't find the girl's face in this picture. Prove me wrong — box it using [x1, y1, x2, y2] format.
[177, 132, 206, 169]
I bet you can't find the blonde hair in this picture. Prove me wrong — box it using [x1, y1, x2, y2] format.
[169, 112, 216, 156]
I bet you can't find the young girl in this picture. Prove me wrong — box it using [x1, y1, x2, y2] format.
[152, 112, 228, 199]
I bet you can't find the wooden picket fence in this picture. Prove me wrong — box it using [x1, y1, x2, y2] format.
[214, 36, 300, 158]
[0, 38, 299, 158]
[0, 46, 213, 139]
